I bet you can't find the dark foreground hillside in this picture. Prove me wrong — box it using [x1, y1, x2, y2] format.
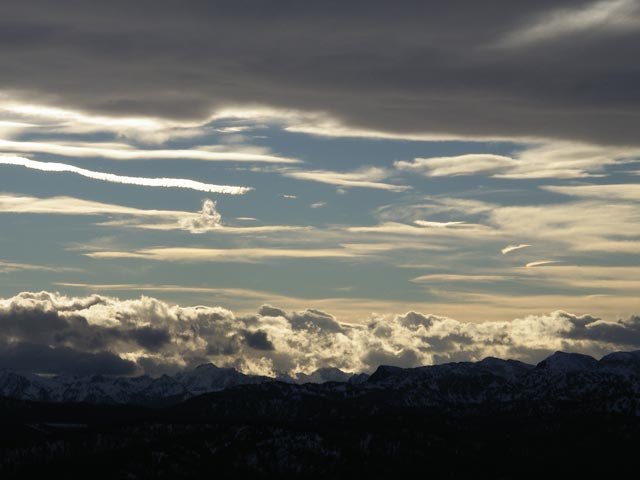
[1, 395, 639, 479]
[2, 350, 640, 478]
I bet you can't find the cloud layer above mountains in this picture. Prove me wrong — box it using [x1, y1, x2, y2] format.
[0, 3, 638, 374]
[1, 0, 639, 145]
[1, 291, 638, 377]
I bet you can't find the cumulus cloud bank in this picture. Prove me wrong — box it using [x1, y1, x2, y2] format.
[1, 291, 638, 377]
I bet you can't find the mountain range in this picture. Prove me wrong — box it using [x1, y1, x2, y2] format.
[2, 350, 640, 414]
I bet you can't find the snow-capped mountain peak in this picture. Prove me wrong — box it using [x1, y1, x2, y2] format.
[535, 351, 599, 372]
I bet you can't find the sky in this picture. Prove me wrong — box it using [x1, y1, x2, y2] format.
[0, 0, 639, 376]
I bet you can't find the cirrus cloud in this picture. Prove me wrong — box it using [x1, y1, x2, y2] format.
[394, 143, 640, 179]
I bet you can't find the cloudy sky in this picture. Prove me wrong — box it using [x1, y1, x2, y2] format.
[1, 0, 639, 375]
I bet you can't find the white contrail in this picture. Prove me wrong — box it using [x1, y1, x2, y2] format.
[0, 155, 252, 194]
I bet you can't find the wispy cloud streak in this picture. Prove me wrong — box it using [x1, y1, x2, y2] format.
[498, 0, 640, 48]
[526, 260, 560, 268]
[502, 244, 531, 254]
[0, 139, 299, 164]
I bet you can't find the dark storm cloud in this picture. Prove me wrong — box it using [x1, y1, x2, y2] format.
[0, 342, 137, 375]
[563, 314, 640, 345]
[0, 292, 175, 359]
[130, 326, 172, 351]
[243, 330, 275, 351]
[0, 0, 638, 144]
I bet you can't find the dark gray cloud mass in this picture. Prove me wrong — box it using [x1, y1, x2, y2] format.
[0, 0, 638, 144]
[243, 330, 275, 351]
[1, 291, 639, 376]
[0, 343, 137, 376]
